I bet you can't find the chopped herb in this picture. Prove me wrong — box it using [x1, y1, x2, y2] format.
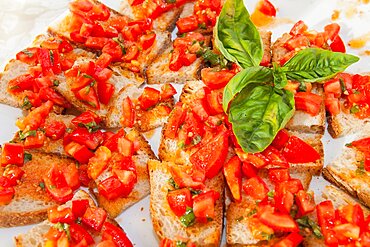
[112, 37, 126, 55]
[78, 121, 99, 133]
[267, 191, 275, 198]
[198, 23, 207, 29]
[290, 207, 298, 218]
[53, 79, 60, 86]
[350, 105, 360, 114]
[175, 241, 186, 247]
[356, 161, 365, 175]
[22, 49, 34, 58]
[165, 0, 176, 3]
[191, 135, 202, 145]
[353, 90, 360, 95]
[39, 182, 45, 189]
[49, 50, 54, 65]
[24, 153, 32, 163]
[339, 78, 347, 93]
[77, 70, 81, 77]
[168, 177, 180, 190]
[179, 33, 186, 38]
[189, 188, 202, 195]
[9, 85, 20, 91]
[345, 142, 353, 147]
[298, 81, 307, 92]
[261, 232, 274, 241]
[22, 96, 32, 110]
[199, 48, 228, 68]
[19, 130, 36, 140]
[236, 216, 244, 221]
[177, 141, 185, 149]
[180, 207, 195, 227]
[83, 74, 93, 79]
[296, 216, 323, 239]
[90, 80, 96, 87]
[247, 208, 257, 217]
[53, 222, 71, 240]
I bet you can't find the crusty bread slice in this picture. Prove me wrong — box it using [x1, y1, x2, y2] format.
[92, 128, 157, 218]
[271, 33, 292, 64]
[302, 185, 370, 247]
[0, 151, 77, 227]
[286, 84, 326, 135]
[226, 169, 312, 246]
[323, 144, 370, 208]
[148, 159, 224, 246]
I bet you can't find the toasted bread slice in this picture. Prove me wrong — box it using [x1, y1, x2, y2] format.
[148, 159, 224, 246]
[92, 129, 157, 218]
[226, 169, 312, 246]
[272, 33, 291, 64]
[0, 151, 77, 227]
[323, 142, 370, 208]
[302, 185, 370, 247]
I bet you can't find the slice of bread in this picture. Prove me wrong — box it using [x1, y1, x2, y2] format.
[148, 159, 224, 246]
[0, 151, 77, 227]
[271, 33, 291, 64]
[92, 129, 157, 218]
[226, 169, 312, 246]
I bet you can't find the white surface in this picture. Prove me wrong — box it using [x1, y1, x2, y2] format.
[0, 0, 370, 246]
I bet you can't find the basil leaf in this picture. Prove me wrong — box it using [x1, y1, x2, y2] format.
[180, 207, 195, 227]
[223, 66, 273, 112]
[228, 85, 295, 153]
[272, 63, 288, 89]
[282, 48, 359, 82]
[215, 0, 262, 68]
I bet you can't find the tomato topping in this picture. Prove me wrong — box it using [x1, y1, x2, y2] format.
[325, 95, 341, 115]
[241, 162, 258, 178]
[23, 130, 46, 149]
[190, 129, 229, 179]
[330, 35, 346, 53]
[1, 143, 24, 167]
[169, 47, 184, 72]
[7, 74, 35, 93]
[98, 176, 127, 200]
[70, 223, 95, 245]
[2, 165, 24, 186]
[82, 207, 107, 231]
[169, 166, 204, 189]
[122, 45, 139, 62]
[324, 23, 340, 41]
[64, 142, 95, 164]
[262, 146, 289, 168]
[193, 190, 220, 221]
[48, 207, 75, 224]
[176, 15, 199, 34]
[273, 232, 303, 247]
[44, 120, 66, 140]
[97, 81, 115, 105]
[201, 68, 235, 90]
[289, 20, 308, 36]
[75, 85, 100, 109]
[72, 199, 90, 217]
[223, 156, 242, 202]
[63, 164, 80, 190]
[102, 221, 133, 247]
[268, 168, 290, 184]
[258, 208, 299, 232]
[140, 32, 156, 50]
[295, 190, 315, 216]
[282, 136, 321, 163]
[88, 146, 111, 179]
[65, 128, 104, 150]
[284, 35, 310, 51]
[72, 111, 102, 127]
[139, 87, 160, 110]
[271, 129, 290, 151]
[16, 100, 54, 131]
[43, 164, 73, 203]
[243, 153, 269, 169]
[324, 78, 342, 98]
[0, 186, 15, 205]
[294, 92, 322, 116]
[160, 84, 177, 101]
[164, 102, 186, 139]
[243, 176, 268, 200]
[16, 47, 39, 64]
[257, 0, 277, 17]
[206, 90, 224, 115]
[121, 96, 135, 128]
[167, 188, 193, 217]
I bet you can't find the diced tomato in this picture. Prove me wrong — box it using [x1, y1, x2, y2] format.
[277, 179, 304, 194]
[44, 225, 63, 242]
[72, 111, 101, 127]
[102, 41, 123, 61]
[140, 32, 156, 50]
[75, 85, 100, 109]
[102, 222, 133, 247]
[63, 164, 80, 190]
[16, 100, 53, 131]
[72, 199, 90, 217]
[7, 74, 34, 93]
[295, 190, 315, 216]
[324, 78, 342, 98]
[242, 153, 270, 169]
[48, 207, 75, 224]
[64, 141, 95, 164]
[44, 120, 66, 140]
[193, 190, 220, 221]
[117, 137, 134, 157]
[96, 53, 112, 69]
[223, 156, 242, 202]
[70, 223, 95, 245]
[258, 0, 277, 17]
[271, 129, 290, 150]
[317, 200, 336, 229]
[85, 37, 109, 49]
[289, 20, 308, 36]
[169, 47, 184, 71]
[128, 0, 144, 6]
[243, 176, 268, 200]
[279, 50, 296, 66]
[71, 31, 87, 43]
[64, 128, 104, 150]
[330, 35, 346, 53]
[39, 87, 71, 108]
[1, 143, 24, 167]
[169, 166, 204, 190]
[182, 52, 197, 66]
[121, 97, 135, 128]
[16, 47, 39, 64]
[201, 68, 235, 90]
[324, 23, 340, 41]
[273, 232, 303, 247]
[2, 165, 24, 186]
[262, 146, 289, 168]
[82, 207, 107, 231]
[164, 102, 186, 139]
[190, 129, 229, 178]
[325, 95, 341, 115]
[60, 58, 74, 71]
[88, 146, 111, 179]
[241, 162, 258, 178]
[268, 168, 290, 184]
[333, 223, 360, 242]
[102, 130, 125, 153]
[98, 176, 127, 200]
[284, 35, 310, 51]
[97, 81, 114, 105]
[167, 188, 193, 217]
[160, 84, 176, 101]
[0, 187, 15, 205]
[258, 209, 299, 232]
[282, 136, 321, 163]
[176, 15, 199, 34]
[294, 92, 322, 116]
[122, 45, 139, 62]
[22, 91, 41, 109]
[206, 90, 224, 115]
[275, 190, 294, 214]
[23, 130, 45, 149]
[139, 87, 160, 110]
[192, 98, 210, 122]
[43, 164, 73, 203]
[350, 137, 370, 153]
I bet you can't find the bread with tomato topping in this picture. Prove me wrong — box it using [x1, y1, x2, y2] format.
[91, 129, 157, 218]
[0, 151, 77, 227]
[148, 159, 224, 246]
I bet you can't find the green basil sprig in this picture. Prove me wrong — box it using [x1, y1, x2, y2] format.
[215, 0, 262, 68]
[282, 48, 359, 82]
[228, 84, 295, 153]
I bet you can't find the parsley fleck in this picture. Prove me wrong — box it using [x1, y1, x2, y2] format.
[24, 153, 32, 163]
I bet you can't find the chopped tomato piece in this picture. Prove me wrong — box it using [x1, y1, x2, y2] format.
[140, 32, 156, 50]
[258, 209, 299, 232]
[282, 136, 321, 163]
[295, 190, 315, 216]
[164, 102, 186, 139]
[258, 0, 277, 17]
[98, 176, 127, 200]
[7, 74, 34, 93]
[43, 164, 73, 203]
[44, 120, 66, 140]
[139, 87, 160, 110]
[85, 37, 109, 49]
[23, 130, 45, 149]
[268, 168, 290, 184]
[262, 146, 289, 168]
[167, 188, 193, 217]
[325, 95, 341, 115]
[193, 190, 220, 221]
[120, 97, 135, 128]
[75, 85, 100, 109]
[284, 35, 310, 51]
[241, 162, 258, 178]
[160, 84, 177, 100]
[96, 53, 112, 69]
[333, 223, 360, 241]
[176, 15, 199, 34]
[102, 221, 133, 247]
[192, 99, 210, 122]
[16, 47, 39, 64]
[72, 199, 90, 217]
[289, 20, 308, 36]
[201, 68, 235, 90]
[97, 81, 115, 105]
[122, 45, 139, 62]
[324, 78, 342, 98]
[317, 200, 336, 229]
[70, 223, 95, 245]
[82, 207, 107, 231]
[63, 164, 80, 190]
[71, 111, 101, 127]
[271, 129, 290, 151]
[206, 90, 223, 115]
[223, 156, 242, 202]
[1, 143, 24, 167]
[243, 153, 269, 169]
[0, 186, 15, 205]
[169, 166, 204, 190]
[243, 176, 268, 200]
[48, 207, 75, 224]
[294, 92, 322, 116]
[273, 233, 303, 247]
[330, 35, 346, 53]
[169, 47, 184, 71]
[324, 23, 340, 41]
[64, 141, 95, 164]
[2, 165, 24, 186]
[39, 87, 71, 108]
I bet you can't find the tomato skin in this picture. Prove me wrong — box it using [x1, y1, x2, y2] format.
[325, 95, 341, 115]
[164, 102, 186, 139]
[8, 74, 35, 93]
[243, 153, 269, 169]
[64, 141, 95, 164]
[273, 232, 303, 247]
[72, 199, 90, 217]
[176, 15, 199, 34]
[23, 130, 46, 149]
[47, 207, 75, 224]
[241, 162, 258, 178]
[122, 45, 139, 62]
[201, 68, 235, 90]
[121, 96, 135, 128]
[223, 156, 242, 202]
[206, 90, 223, 115]
[102, 221, 133, 247]
[271, 129, 290, 151]
[72, 111, 102, 127]
[96, 53, 112, 68]
[262, 146, 289, 168]
[330, 35, 346, 53]
[243, 176, 268, 200]
[167, 188, 193, 217]
[169, 166, 204, 190]
[324, 23, 340, 41]
[193, 190, 220, 221]
[140, 32, 156, 50]
[258, 209, 299, 232]
[295, 190, 315, 216]
[0, 186, 15, 205]
[98, 176, 126, 200]
[44, 120, 66, 140]
[284, 35, 310, 51]
[289, 20, 308, 36]
[70, 223, 95, 245]
[169, 47, 184, 71]
[82, 207, 107, 231]
[282, 136, 321, 163]
[190, 129, 229, 179]
[1, 143, 24, 167]
[160, 84, 177, 101]
[324, 78, 342, 98]
[63, 164, 80, 190]
[139, 87, 160, 110]
[268, 168, 290, 184]
[97, 81, 115, 105]
[294, 92, 322, 116]
[2, 165, 24, 186]
[16, 47, 39, 64]
[85, 37, 109, 49]
[258, 0, 277, 17]
[43, 164, 73, 203]
[317, 200, 337, 244]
